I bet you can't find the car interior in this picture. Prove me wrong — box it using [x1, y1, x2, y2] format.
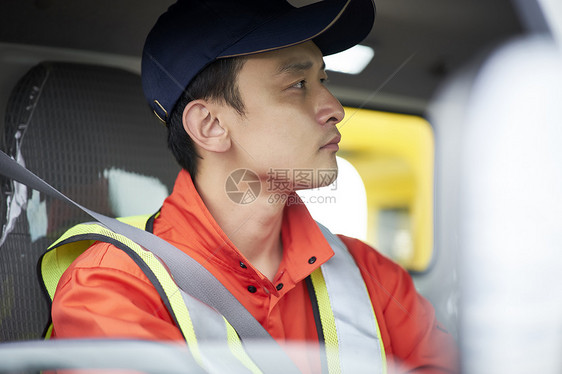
[0, 0, 561, 372]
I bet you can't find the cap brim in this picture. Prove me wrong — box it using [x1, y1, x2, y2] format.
[219, 0, 375, 58]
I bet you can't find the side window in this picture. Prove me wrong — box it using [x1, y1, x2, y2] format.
[339, 107, 434, 272]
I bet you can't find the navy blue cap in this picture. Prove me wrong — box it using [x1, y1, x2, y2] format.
[142, 0, 376, 124]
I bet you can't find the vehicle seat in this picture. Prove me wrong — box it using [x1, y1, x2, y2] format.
[0, 61, 179, 341]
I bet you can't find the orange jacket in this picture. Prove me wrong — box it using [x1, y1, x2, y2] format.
[51, 170, 458, 373]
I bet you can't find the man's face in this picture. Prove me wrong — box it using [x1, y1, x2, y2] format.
[223, 41, 344, 191]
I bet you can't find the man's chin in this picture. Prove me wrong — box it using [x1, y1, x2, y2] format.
[294, 167, 338, 191]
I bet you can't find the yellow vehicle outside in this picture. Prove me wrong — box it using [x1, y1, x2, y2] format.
[339, 107, 434, 272]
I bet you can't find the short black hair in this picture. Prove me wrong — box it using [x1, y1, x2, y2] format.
[167, 56, 247, 177]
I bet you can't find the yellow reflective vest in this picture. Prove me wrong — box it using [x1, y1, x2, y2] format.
[40, 214, 386, 373]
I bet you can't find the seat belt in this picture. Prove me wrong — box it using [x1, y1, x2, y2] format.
[0, 150, 300, 373]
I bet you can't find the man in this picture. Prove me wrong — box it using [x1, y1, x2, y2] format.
[50, 0, 458, 372]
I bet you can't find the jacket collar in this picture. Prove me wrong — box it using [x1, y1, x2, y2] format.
[157, 170, 334, 291]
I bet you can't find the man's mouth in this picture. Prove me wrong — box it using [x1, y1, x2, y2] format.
[320, 133, 341, 151]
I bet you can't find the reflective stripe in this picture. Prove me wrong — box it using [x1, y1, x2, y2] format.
[42, 239, 91, 301]
[316, 222, 387, 374]
[42, 215, 152, 301]
[310, 268, 341, 373]
[42, 218, 255, 373]
[225, 322, 263, 374]
[179, 289, 260, 373]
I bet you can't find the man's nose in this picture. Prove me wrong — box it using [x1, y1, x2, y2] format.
[316, 86, 345, 127]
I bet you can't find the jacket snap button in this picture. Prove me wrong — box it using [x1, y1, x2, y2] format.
[240, 261, 247, 269]
[276, 283, 284, 291]
[247, 285, 257, 293]
[308, 256, 317, 264]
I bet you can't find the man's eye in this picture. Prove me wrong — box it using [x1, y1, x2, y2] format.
[292, 80, 306, 89]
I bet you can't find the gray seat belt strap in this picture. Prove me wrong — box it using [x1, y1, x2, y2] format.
[0, 150, 300, 373]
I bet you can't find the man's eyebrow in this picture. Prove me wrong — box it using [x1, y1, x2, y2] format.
[275, 60, 326, 76]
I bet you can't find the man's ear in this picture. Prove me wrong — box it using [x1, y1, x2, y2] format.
[182, 100, 231, 153]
